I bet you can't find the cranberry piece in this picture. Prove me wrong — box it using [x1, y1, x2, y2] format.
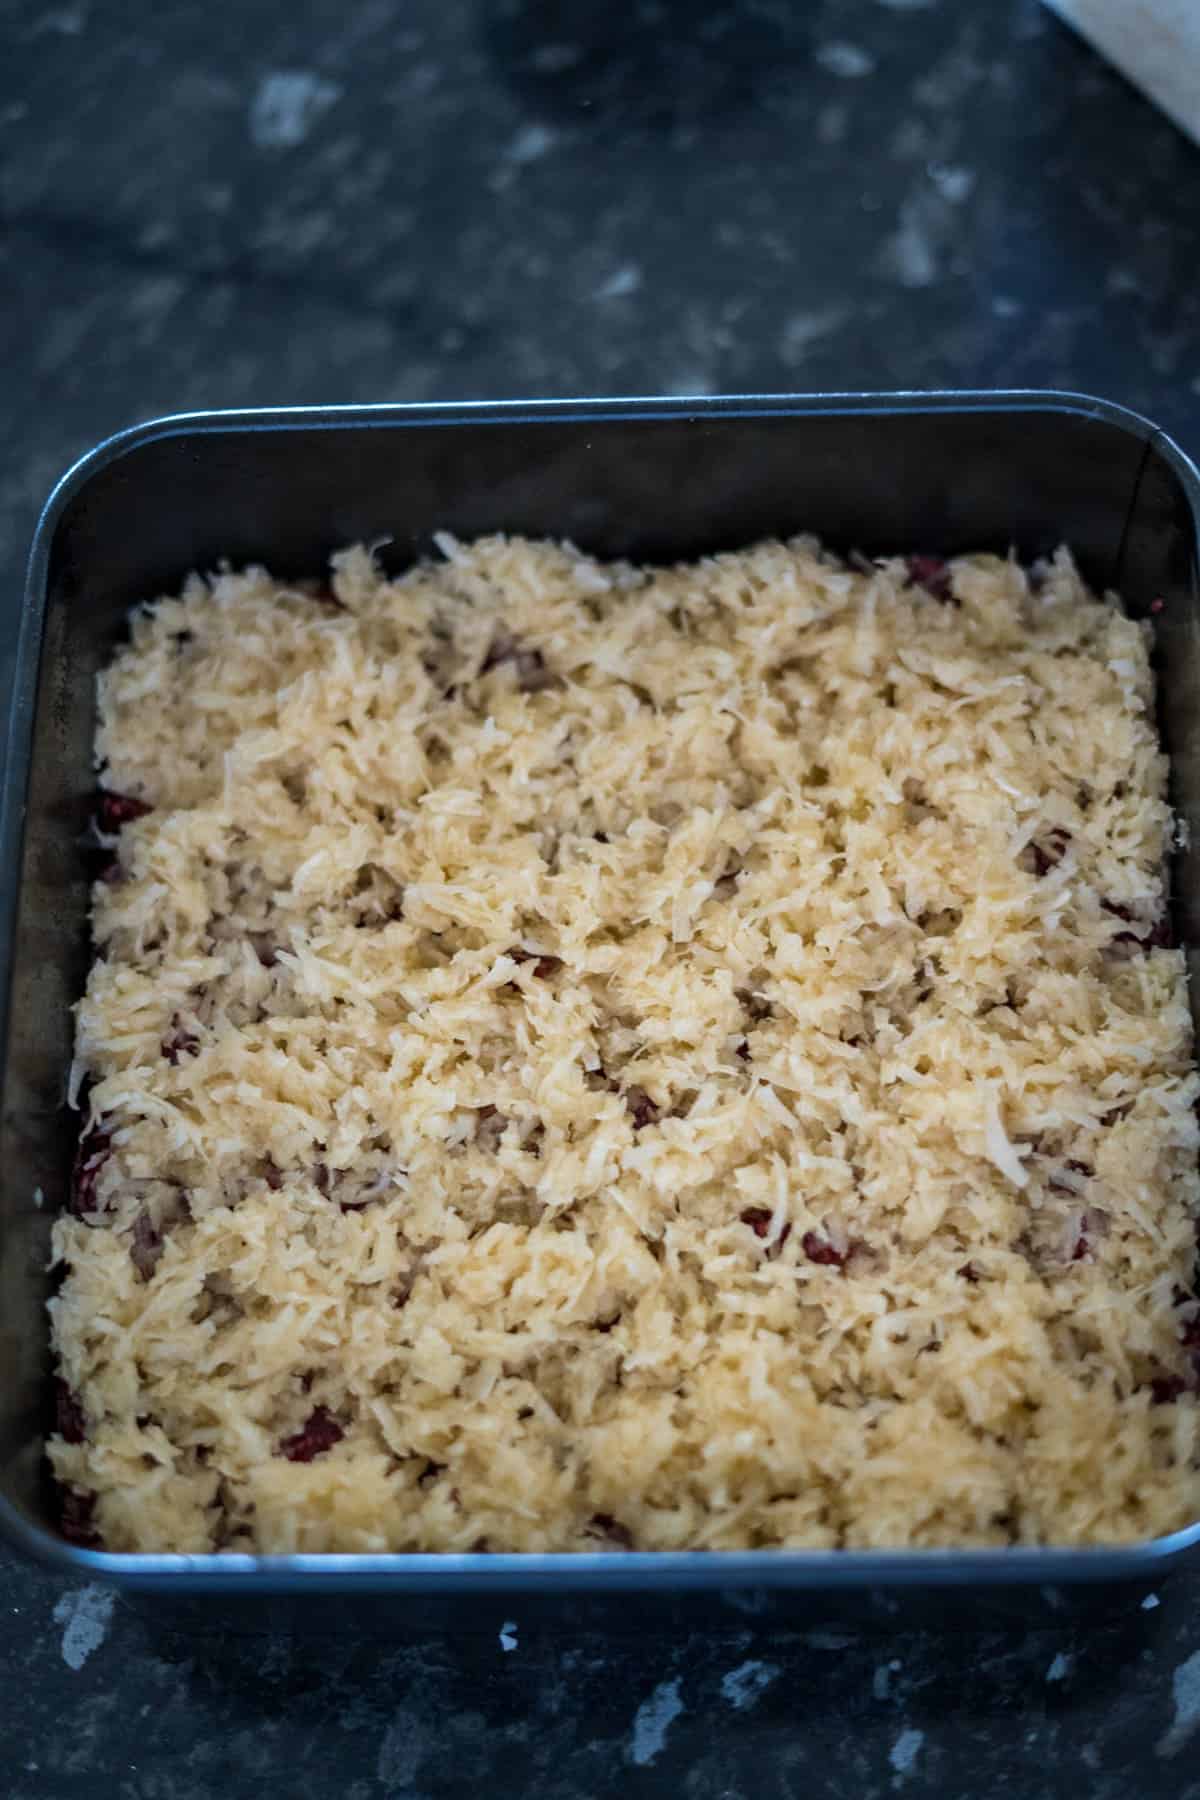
[801, 1230, 848, 1268]
[480, 627, 518, 673]
[96, 791, 152, 833]
[1071, 1235, 1090, 1262]
[509, 948, 563, 978]
[624, 1087, 661, 1130]
[521, 1119, 546, 1157]
[958, 1262, 980, 1283]
[130, 1213, 163, 1281]
[98, 859, 124, 886]
[1020, 829, 1071, 878]
[741, 1208, 792, 1258]
[59, 1486, 101, 1548]
[906, 555, 954, 602]
[279, 1405, 344, 1462]
[53, 1378, 86, 1445]
[161, 1016, 200, 1064]
[475, 1106, 507, 1152]
[71, 1128, 112, 1218]
[1101, 902, 1173, 950]
[1048, 1158, 1093, 1195]
[587, 1513, 635, 1549]
[480, 629, 556, 692]
[292, 577, 345, 609]
[1181, 1317, 1200, 1350]
[1150, 597, 1166, 615]
[261, 1158, 284, 1192]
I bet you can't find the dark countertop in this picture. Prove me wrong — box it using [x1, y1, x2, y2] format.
[2, 0, 1200, 1793]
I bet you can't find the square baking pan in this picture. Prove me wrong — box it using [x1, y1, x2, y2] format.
[4, 390, 1200, 1611]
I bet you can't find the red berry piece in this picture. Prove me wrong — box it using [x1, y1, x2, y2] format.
[279, 1406, 344, 1462]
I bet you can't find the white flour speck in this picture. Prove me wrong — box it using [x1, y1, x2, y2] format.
[249, 71, 341, 149]
[53, 1585, 115, 1671]
[878, 196, 937, 287]
[533, 44, 581, 73]
[664, 369, 716, 398]
[1143, 1593, 1162, 1610]
[721, 1661, 779, 1712]
[815, 41, 876, 78]
[508, 123, 556, 164]
[927, 162, 975, 204]
[489, 122, 558, 190]
[32, 5, 87, 34]
[890, 1728, 924, 1782]
[499, 1620, 518, 1653]
[721, 1588, 769, 1615]
[780, 307, 848, 364]
[596, 264, 641, 301]
[1046, 1652, 1073, 1683]
[631, 1678, 683, 1767]
[1159, 1651, 1200, 1756]
[376, 1708, 424, 1789]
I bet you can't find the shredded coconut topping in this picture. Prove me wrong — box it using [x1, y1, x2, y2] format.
[48, 536, 1200, 1553]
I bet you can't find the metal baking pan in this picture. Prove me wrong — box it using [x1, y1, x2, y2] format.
[4, 391, 1200, 1611]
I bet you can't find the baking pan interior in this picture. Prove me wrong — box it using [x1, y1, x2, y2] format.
[2, 395, 1198, 1586]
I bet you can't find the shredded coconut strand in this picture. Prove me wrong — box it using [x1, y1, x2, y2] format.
[48, 536, 1200, 1554]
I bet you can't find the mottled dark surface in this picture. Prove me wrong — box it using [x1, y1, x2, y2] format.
[6, 1570, 1200, 1796]
[3, 0, 1200, 1792]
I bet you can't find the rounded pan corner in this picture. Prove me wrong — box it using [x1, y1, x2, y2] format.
[991, 387, 1161, 436]
[28, 409, 258, 581]
[0, 1493, 110, 1581]
[1144, 425, 1200, 525]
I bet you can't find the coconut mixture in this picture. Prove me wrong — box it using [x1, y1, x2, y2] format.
[48, 534, 1200, 1553]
